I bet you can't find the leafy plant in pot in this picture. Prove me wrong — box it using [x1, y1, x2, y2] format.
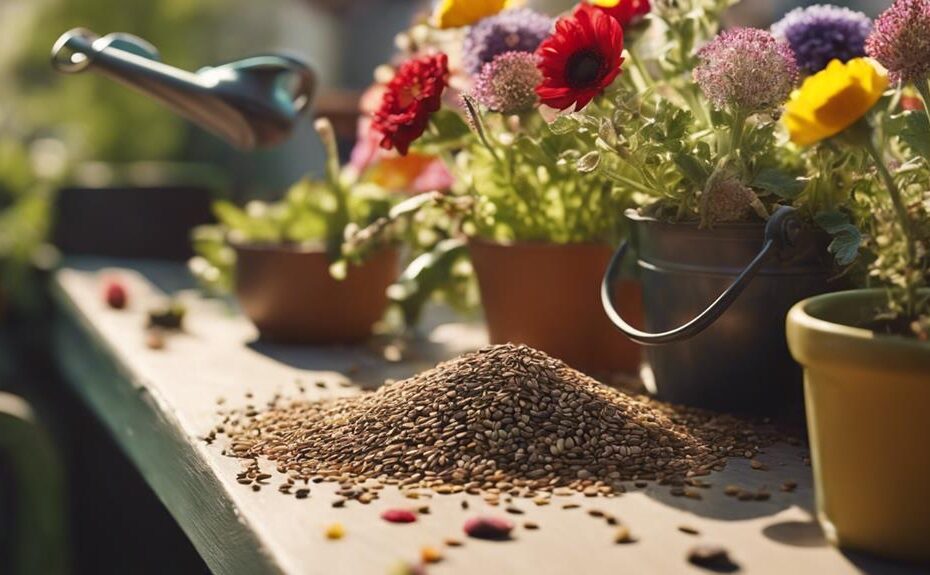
[344, 2, 646, 375]
[190, 119, 402, 344]
[570, 0, 870, 417]
[784, 0, 930, 562]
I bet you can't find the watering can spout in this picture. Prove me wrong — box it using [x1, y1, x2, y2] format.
[51, 28, 316, 150]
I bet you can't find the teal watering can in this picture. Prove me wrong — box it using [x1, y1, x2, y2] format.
[51, 28, 316, 150]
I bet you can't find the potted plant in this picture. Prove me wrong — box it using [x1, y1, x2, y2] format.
[190, 118, 403, 344]
[343, 2, 645, 375]
[785, 0, 930, 563]
[560, 0, 876, 416]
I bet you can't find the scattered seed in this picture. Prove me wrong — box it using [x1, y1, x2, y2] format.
[723, 485, 740, 496]
[216, 345, 783, 507]
[464, 516, 514, 541]
[505, 506, 524, 515]
[524, 521, 539, 530]
[614, 526, 636, 544]
[145, 329, 166, 350]
[461, 500, 469, 510]
[420, 546, 443, 564]
[588, 509, 605, 518]
[325, 523, 345, 540]
[381, 509, 417, 524]
[687, 544, 739, 572]
[444, 538, 463, 547]
[332, 499, 346, 508]
[750, 460, 768, 471]
[562, 504, 580, 510]
[679, 525, 700, 536]
[781, 481, 797, 493]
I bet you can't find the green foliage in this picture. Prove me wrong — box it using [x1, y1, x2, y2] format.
[189, 177, 395, 294]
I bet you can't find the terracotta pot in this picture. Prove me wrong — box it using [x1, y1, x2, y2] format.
[787, 289, 930, 565]
[233, 244, 398, 344]
[469, 239, 643, 374]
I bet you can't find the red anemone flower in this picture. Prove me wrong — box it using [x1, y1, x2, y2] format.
[535, 4, 625, 111]
[372, 53, 449, 155]
[588, 0, 650, 28]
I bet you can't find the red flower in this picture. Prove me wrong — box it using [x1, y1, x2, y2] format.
[535, 4, 625, 111]
[372, 54, 449, 156]
[588, 0, 650, 28]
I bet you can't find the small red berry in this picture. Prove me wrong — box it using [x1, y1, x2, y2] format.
[104, 281, 128, 310]
[381, 508, 418, 524]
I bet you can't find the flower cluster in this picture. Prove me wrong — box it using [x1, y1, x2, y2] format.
[372, 54, 449, 155]
[866, 0, 930, 84]
[474, 51, 542, 114]
[772, 4, 872, 74]
[693, 28, 799, 114]
[462, 9, 553, 74]
[536, 4, 625, 111]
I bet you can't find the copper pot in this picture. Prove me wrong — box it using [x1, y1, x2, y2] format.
[469, 239, 643, 374]
[233, 244, 398, 344]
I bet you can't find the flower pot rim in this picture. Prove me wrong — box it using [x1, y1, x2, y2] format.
[624, 208, 768, 230]
[787, 289, 930, 372]
[467, 236, 614, 249]
[229, 239, 328, 255]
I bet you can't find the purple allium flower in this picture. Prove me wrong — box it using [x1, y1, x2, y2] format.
[772, 4, 872, 74]
[693, 28, 800, 113]
[866, 0, 930, 84]
[462, 8, 553, 75]
[473, 52, 542, 114]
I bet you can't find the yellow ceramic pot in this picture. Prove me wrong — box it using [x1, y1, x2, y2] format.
[787, 289, 930, 565]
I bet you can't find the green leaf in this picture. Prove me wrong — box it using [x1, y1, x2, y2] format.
[673, 153, 709, 188]
[577, 151, 601, 173]
[898, 111, 930, 158]
[390, 238, 468, 325]
[515, 135, 557, 168]
[411, 109, 472, 154]
[752, 168, 806, 200]
[814, 210, 862, 266]
[548, 115, 580, 135]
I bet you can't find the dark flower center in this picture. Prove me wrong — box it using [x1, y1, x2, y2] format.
[565, 49, 605, 88]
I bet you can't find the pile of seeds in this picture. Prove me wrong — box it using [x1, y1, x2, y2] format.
[215, 344, 778, 500]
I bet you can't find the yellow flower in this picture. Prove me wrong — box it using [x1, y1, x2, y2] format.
[783, 58, 889, 146]
[432, 0, 519, 29]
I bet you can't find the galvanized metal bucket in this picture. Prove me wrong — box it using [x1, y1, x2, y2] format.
[601, 207, 835, 417]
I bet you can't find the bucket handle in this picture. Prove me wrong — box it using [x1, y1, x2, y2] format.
[601, 206, 802, 346]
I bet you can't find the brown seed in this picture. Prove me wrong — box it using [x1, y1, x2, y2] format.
[464, 516, 514, 541]
[750, 459, 768, 471]
[420, 546, 443, 564]
[524, 521, 539, 530]
[678, 525, 700, 536]
[780, 481, 797, 493]
[723, 485, 740, 496]
[562, 504, 580, 510]
[444, 538, 463, 547]
[614, 526, 636, 544]
[505, 506, 524, 515]
[687, 544, 738, 572]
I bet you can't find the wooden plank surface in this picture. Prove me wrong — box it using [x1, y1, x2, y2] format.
[51, 258, 921, 575]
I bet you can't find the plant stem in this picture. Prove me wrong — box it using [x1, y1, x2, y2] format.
[626, 45, 655, 92]
[315, 118, 350, 257]
[915, 80, 930, 164]
[864, 134, 918, 316]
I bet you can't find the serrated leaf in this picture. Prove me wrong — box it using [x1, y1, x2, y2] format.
[814, 210, 862, 266]
[752, 168, 806, 199]
[673, 153, 709, 188]
[577, 151, 601, 173]
[549, 115, 580, 135]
